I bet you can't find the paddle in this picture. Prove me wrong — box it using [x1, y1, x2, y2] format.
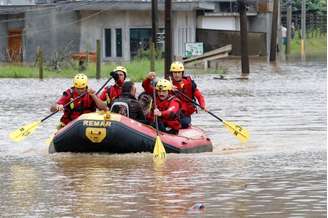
[174, 89, 249, 143]
[9, 76, 113, 142]
[152, 82, 166, 160]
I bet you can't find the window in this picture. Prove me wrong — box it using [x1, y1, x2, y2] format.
[116, 28, 122, 57]
[130, 28, 152, 58]
[105, 28, 111, 57]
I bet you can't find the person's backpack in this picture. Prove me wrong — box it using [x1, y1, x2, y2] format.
[138, 92, 153, 115]
[110, 102, 130, 117]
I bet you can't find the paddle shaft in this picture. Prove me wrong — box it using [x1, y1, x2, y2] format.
[152, 83, 160, 135]
[174, 89, 223, 122]
[151, 81, 166, 159]
[41, 77, 112, 123]
[175, 88, 249, 143]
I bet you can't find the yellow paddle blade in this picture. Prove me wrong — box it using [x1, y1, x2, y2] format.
[223, 121, 250, 143]
[153, 136, 166, 160]
[9, 121, 41, 142]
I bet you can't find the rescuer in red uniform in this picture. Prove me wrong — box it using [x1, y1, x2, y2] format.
[169, 61, 207, 128]
[152, 79, 181, 134]
[50, 73, 108, 128]
[142, 61, 207, 128]
[99, 66, 127, 107]
[142, 77, 181, 134]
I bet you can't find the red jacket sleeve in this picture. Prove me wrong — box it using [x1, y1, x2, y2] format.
[99, 87, 108, 101]
[161, 99, 180, 119]
[56, 90, 71, 105]
[194, 88, 206, 109]
[145, 111, 154, 123]
[142, 78, 155, 95]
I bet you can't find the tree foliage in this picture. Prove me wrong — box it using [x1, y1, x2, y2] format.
[282, 0, 327, 13]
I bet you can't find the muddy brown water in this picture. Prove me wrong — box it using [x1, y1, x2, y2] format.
[0, 60, 326, 217]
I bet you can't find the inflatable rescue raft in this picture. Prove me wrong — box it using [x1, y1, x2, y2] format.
[49, 111, 213, 154]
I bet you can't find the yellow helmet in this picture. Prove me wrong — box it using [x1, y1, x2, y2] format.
[170, 61, 184, 72]
[73, 73, 88, 88]
[156, 79, 172, 91]
[114, 66, 127, 78]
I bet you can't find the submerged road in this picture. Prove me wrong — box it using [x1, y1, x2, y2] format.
[0, 60, 326, 217]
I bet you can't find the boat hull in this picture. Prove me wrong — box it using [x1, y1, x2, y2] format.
[49, 112, 213, 154]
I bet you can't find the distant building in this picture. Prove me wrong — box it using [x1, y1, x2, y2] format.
[0, 0, 273, 63]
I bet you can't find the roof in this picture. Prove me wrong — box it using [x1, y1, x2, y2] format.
[0, 0, 216, 14]
[74, 0, 216, 11]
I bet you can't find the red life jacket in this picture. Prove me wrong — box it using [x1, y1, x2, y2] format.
[156, 95, 181, 131]
[99, 84, 122, 107]
[172, 76, 197, 116]
[59, 88, 97, 124]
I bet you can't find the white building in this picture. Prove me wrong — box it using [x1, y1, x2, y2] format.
[0, 0, 272, 63]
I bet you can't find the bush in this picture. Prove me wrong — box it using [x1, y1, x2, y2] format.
[135, 48, 163, 60]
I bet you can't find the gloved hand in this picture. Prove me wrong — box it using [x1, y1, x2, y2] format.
[110, 71, 119, 81]
[56, 104, 64, 112]
[154, 108, 162, 117]
[147, 71, 156, 80]
[151, 79, 158, 87]
[87, 88, 96, 96]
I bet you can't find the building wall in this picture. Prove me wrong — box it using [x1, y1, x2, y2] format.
[0, 14, 25, 62]
[0, 4, 272, 63]
[24, 8, 80, 62]
[80, 10, 196, 61]
[0, 15, 8, 61]
[248, 14, 268, 32]
[197, 15, 269, 32]
[80, 10, 153, 62]
[248, 13, 271, 56]
[198, 14, 271, 56]
[197, 29, 267, 56]
[79, 11, 103, 58]
[197, 16, 239, 31]
[173, 11, 196, 58]
[0, 0, 35, 5]
[7, 14, 24, 29]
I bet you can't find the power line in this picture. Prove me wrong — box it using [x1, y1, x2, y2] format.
[0, 9, 103, 40]
[0, 1, 93, 24]
[0, 0, 93, 12]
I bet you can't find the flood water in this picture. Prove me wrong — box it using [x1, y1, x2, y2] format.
[0, 60, 326, 217]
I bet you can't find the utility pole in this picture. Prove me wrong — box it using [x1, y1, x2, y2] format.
[37, 47, 43, 80]
[164, 0, 172, 79]
[277, 0, 282, 57]
[301, 0, 306, 59]
[150, 0, 158, 71]
[286, 0, 292, 55]
[238, 0, 249, 75]
[151, 0, 158, 50]
[150, 40, 155, 71]
[270, 0, 278, 62]
[96, 39, 101, 80]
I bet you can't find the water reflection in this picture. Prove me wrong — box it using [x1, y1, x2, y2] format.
[7, 165, 40, 213]
[46, 154, 211, 217]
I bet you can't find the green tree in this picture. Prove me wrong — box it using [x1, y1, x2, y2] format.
[282, 0, 326, 14]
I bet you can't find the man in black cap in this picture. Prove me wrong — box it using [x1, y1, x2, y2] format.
[111, 81, 146, 124]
